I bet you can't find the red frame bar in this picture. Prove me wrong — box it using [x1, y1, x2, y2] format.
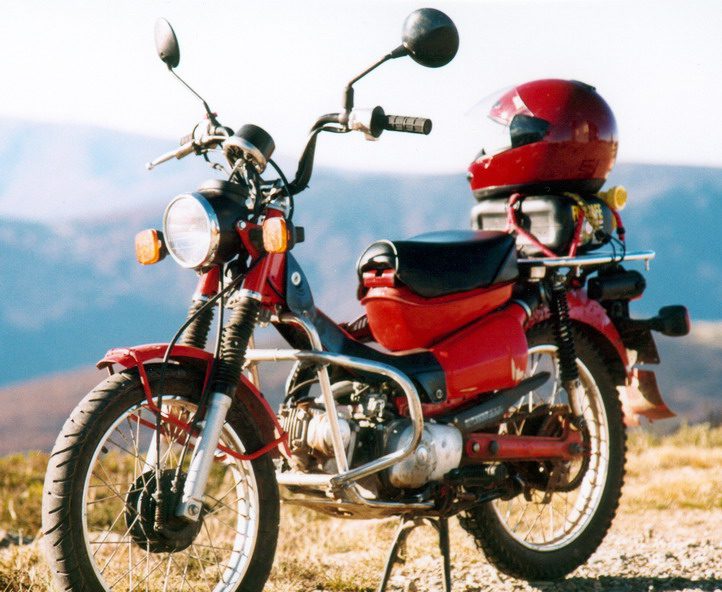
[194, 266, 220, 299]
[464, 429, 584, 462]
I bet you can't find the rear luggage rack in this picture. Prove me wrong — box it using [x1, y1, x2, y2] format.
[519, 249, 655, 269]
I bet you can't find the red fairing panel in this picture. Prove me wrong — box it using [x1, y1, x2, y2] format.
[429, 303, 528, 412]
[362, 283, 513, 351]
[243, 252, 286, 307]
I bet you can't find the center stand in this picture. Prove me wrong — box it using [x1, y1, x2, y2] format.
[377, 515, 452, 592]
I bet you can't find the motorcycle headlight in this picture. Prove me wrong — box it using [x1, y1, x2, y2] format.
[163, 193, 220, 268]
[162, 182, 249, 270]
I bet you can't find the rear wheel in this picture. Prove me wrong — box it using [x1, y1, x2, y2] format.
[42, 365, 279, 592]
[459, 324, 626, 580]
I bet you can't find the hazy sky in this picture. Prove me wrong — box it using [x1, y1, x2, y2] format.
[1, 0, 720, 174]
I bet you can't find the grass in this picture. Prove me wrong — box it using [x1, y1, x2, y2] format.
[623, 423, 722, 512]
[1, 423, 721, 591]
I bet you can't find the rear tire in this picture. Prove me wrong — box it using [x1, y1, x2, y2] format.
[42, 364, 279, 592]
[459, 324, 626, 580]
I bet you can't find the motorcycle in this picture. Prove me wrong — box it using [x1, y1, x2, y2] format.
[42, 8, 689, 591]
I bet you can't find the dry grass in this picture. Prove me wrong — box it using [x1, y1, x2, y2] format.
[623, 423, 722, 512]
[1, 423, 721, 591]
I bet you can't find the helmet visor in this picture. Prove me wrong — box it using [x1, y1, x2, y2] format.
[468, 87, 548, 158]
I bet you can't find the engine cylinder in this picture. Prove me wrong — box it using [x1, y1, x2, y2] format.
[306, 413, 351, 457]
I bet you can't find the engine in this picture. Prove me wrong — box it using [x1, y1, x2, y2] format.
[278, 380, 463, 491]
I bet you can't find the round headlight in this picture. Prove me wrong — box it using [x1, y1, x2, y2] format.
[163, 193, 219, 268]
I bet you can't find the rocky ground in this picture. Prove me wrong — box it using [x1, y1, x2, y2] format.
[371, 509, 722, 592]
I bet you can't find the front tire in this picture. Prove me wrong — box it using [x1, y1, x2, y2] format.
[459, 324, 626, 580]
[42, 364, 279, 592]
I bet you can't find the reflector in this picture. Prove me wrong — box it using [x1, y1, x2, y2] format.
[262, 218, 288, 253]
[134, 229, 165, 265]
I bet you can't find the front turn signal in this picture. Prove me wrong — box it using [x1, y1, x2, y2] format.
[262, 217, 288, 253]
[135, 229, 166, 265]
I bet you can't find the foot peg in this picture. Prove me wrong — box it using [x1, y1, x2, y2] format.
[378, 515, 452, 592]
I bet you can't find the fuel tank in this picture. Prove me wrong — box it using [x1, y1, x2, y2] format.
[361, 283, 513, 351]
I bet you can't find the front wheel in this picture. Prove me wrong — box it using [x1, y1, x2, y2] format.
[459, 324, 626, 580]
[42, 365, 279, 592]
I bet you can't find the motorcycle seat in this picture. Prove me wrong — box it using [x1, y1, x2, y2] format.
[357, 230, 518, 298]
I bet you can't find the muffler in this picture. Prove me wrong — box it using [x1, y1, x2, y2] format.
[444, 372, 550, 433]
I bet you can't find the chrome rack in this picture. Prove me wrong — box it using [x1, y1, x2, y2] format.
[519, 249, 655, 270]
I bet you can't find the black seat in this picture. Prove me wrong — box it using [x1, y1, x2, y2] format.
[357, 230, 518, 298]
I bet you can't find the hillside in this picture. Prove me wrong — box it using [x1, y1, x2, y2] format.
[1, 159, 719, 387]
[0, 322, 718, 455]
[0, 121, 719, 451]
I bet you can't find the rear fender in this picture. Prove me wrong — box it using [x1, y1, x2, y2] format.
[97, 343, 288, 457]
[528, 290, 674, 425]
[528, 290, 629, 369]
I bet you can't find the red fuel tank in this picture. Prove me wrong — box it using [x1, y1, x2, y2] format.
[361, 283, 513, 351]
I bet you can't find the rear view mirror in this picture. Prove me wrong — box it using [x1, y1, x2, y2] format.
[155, 18, 180, 69]
[401, 8, 459, 68]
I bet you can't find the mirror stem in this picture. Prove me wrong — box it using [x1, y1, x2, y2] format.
[170, 69, 218, 124]
[342, 45, 409, 116]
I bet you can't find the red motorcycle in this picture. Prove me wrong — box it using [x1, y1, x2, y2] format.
[42, 9, 688, 591]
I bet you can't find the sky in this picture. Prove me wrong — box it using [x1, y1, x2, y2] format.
[1, 0, 721, 175]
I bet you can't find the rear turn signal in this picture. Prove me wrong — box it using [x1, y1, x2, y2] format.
[262, 218, 288, 253]
[600, 185, 627, 211]
[135, 229, 166, 265]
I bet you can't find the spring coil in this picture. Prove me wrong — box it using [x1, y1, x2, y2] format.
[212, 296, 261, 393]
[548, 277, 579, 384]
[178, 300, 215, 349]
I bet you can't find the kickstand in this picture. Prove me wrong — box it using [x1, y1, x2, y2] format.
[377, 515, 452, 592]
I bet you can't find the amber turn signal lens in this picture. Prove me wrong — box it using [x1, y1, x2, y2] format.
[262, 218, 288, 253]
[600, 185, 627, 211]
[135, 229, 165, 265]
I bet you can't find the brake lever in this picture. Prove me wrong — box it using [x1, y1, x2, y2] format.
[145, 140, 195, 170]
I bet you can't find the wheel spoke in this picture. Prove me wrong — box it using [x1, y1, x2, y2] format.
[488, 340, 616, 552]
[75, 392, 264, 592]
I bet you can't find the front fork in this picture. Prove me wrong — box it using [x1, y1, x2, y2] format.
[171, 282, 262, 522]
[546, 273, 585, 419]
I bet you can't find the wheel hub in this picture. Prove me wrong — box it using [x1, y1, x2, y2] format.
[125, 470, 204, 553]
[508, 405, 590, 493]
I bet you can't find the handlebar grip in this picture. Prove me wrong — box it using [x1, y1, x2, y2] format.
[384, 115, 432, 135]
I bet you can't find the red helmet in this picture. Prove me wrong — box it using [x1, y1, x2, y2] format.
[468, 79, 618, 199]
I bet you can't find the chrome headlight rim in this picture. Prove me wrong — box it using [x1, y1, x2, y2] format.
[162, 192, 221, 269]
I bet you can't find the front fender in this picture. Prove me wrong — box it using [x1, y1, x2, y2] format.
[528, 290, 674, 425]
[97, 343, 288, 457]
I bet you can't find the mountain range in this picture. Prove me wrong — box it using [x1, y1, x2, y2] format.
[0, 120, 719, 451]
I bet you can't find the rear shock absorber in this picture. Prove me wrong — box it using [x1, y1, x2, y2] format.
[547, 273, 584, 419]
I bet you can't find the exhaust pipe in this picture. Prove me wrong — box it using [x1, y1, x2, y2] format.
[444, 372, 550, 433]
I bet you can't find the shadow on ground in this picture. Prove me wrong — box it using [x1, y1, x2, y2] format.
[534, 576, 722, 591]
